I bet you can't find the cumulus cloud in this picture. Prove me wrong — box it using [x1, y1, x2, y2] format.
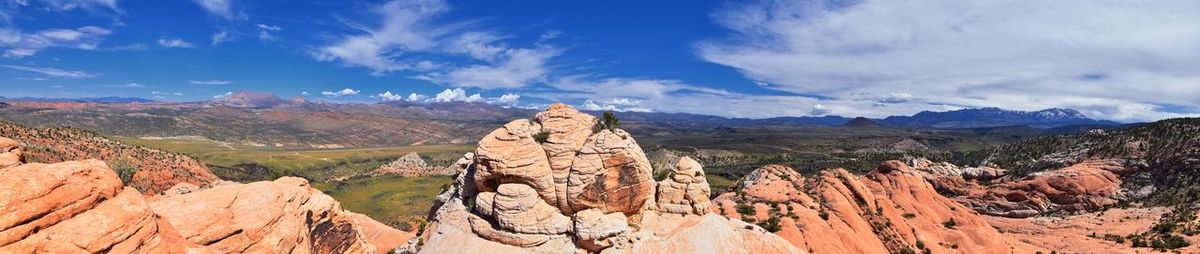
[212, 91, 232, 99]
[407, 93, 427, 102]
[322, 88, 360, 97]
[698, 0, 1200, 122]
[580, 98, 651, 112]
[809, 104, 830, 116]
[189, 80, 232, 85]
[0, 26, 112, 58]
[1, 65, 96, 78]
[377, 91, 404, 101]
[157, 37, 193, 48]
[430, 88, 483, 102]
[494, 93, 520, 104]
[312, 0, 558, 89]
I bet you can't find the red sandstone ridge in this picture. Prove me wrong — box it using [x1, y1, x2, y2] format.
[0, 121, 219, 194]
[401, 104, 800, 253]
[921, 159, 1124, 218]
[713, 161, 1039, 253]
[0, 137, 411, 253]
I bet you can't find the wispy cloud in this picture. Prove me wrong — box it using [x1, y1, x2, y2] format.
[158, 37, 193, 48]
[104, 82, 144, 88]
[697, 0, 1200, 122]
[312, 0, 558, 89]
[189, 80, 232, 85]
[190, 0, 242, 20]
[321, 88, 360, 97]
[1, 65, 97, 78]
[255, 23, 281, 41]
[0, 26, 112, 58]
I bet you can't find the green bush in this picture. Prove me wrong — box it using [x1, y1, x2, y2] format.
[533, 131, 550, 143]
[943, 218, 957, 229]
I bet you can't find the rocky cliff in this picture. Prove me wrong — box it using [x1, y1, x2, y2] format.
[371, 152, 456, 177]
[712, 161, 1037, 253]
[401, 104, 799, 253]
[0, 137, 410, 254]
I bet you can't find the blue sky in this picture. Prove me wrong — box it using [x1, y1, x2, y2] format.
[1, 0, 1199, 122]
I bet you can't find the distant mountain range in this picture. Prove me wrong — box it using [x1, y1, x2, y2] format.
[0, 96, 156, 103]
[0, 92, 1127, 148]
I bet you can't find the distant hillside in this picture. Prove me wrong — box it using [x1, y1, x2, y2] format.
[882, 107, 1119, 128]
[0, 96, 156, 103]
[841, 117, 886, 128]
[0, 120, 219, 194]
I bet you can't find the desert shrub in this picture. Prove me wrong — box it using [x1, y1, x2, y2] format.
[533, 131, 550, 143]
[757, 216, 782, 233]
[736, 202, 755, 215]
[108, 159, 137, 185]
[943, 218, 957, 229]
[902, 213, 917, 219]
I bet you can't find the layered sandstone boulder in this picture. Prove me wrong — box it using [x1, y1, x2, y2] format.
[713, 161, 1036, 253]
[656, 156, 711, 215]
[151, 177, 382, 253]
[0, 137, 21, 168]
[0, 157, 208, 253]
[404, 104, 800, 254]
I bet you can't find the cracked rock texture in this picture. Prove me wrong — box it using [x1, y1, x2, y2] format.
[403, 104, 800, 254]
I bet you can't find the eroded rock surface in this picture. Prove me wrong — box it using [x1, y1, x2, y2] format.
[372, 152, 455, 177]
[404, 104, 799, 254]
[713, 162, 1036, 254]
[945, 160, 1123, 218]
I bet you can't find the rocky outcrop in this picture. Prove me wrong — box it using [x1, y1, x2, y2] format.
[908, 157, 1006, 180]
[0, 137, 21, 168]
[0, 138, 410, 254]
[946, 160, 1123, 218]
[713, 162, 1036, 253]
[655, 156, 711, 215]
[404, 104, 800, 254]
[0, 122, 220, 195]
[151, 177, 381, 253]
[0, 155, 208, 253]
[372, 152, 455, 177]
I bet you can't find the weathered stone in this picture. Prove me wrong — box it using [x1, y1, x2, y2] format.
[0, 137, 21, 168]
[656, 156, 711, 215]
[566, 129, 656, 215]
[573, 209, 628, 241]
[535, 103, 598, 211]
[475, 184, 571, 235]
[474, 119, 558, 207]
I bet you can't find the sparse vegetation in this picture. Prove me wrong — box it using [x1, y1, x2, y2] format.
[533, 131, 550, 143]
[943, 218, 957, 229]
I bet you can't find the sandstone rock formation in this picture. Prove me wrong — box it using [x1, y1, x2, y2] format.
[939, 160, 1123, 218]
[403, 104, 800, 254]
[0, 137, 411, 254]
[713, 161, 1037, 253]
[0, 137, 21, 168]
[372, 152, 455, 177]
[908, 157, 1007, 180]
[0, 155, 208, 253]
[655, 156, 711, 215]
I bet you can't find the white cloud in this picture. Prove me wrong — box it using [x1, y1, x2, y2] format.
[255, 24, 281, 41]
[495, 93, 520, 104]
[417, 48, 558, 89]
[212, 91, 232, 99]
[312, 0, 558, 89]
[189, 80, 232, 85]
[158, 37, 193, 48]
[322, 88, 360, 97]
[22, 0, 119, 12]
[151, 91, 182, 96]
[698, 0, 1200, 122]
[1, 65, 96, 78]
[211, 30, 229, 45]
[809, 104, 830, 116]
[430, 88, 482, 102]
[104, 82, 143, 88]
[301, 91, 309, 95]
[0, 26, 111, 58]
[580, 98, 651, 112]
[377, 91, 404, 101]
[191, 0, 241, 20]
[406, 93, 427, 102]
